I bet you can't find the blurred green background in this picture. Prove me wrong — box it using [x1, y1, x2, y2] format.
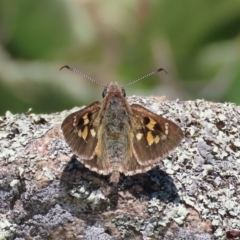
[0, 0, 240, 115]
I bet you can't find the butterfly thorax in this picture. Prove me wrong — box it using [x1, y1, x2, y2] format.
[101, 82, 131, 139]
[104, 97, 130, 137]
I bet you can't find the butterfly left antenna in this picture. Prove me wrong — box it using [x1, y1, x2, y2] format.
[60, 65, 106, 87]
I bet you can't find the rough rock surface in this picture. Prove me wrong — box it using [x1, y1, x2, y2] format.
[0, 96, 239, 240]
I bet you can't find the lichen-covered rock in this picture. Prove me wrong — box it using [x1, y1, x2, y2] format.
[0, 97, 239, 239]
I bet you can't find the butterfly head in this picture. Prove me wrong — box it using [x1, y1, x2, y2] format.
[102, 82, 126, 99]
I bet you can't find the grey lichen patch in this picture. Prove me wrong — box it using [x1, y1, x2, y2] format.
[20, 204, 75, 238]
[0, 215, 16, 240]
[0, 109, 78, 239]
[113, 201, 189, 238]
[151, 201, 188, 225]
[85, 226, 112, 240]
[0, 109, 63, 164]
[113, 214, 145, 238]
[1, 98, 240, 239]
[70, 183, 105, 210]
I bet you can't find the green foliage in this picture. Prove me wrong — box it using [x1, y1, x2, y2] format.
[0, 0, 240, 114]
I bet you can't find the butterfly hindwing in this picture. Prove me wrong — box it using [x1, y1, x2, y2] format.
[61, 102, 101, 159]
[80, 155, 112, 175]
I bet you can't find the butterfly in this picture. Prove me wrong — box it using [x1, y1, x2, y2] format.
[61, 65, 183, 183]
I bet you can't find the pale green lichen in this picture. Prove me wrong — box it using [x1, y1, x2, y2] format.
[0, 216, 16, 240]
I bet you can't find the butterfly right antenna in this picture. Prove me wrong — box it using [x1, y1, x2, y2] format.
[123, 68, 167, 87]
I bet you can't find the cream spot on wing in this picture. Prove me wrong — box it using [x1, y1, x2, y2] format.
[165, 122, 169, 135]
[154, 135, 160, 143]
[90, 128, 96, 137]
[82, 126, 88, 140]
[146, 118, 156, 131]
[95, 142, 102, 157]
[73, 116, 77, 127]
[83, 113, 89, 125]
[146, 131, 154, 145]
[136, 132, 143, 140]
[161, 134, 167, 140]
[84, 118, 89, 125]
[78, 129, 82, 137]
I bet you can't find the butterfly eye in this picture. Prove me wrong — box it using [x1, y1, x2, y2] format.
[102, 87, 107, 98]
[122, 88, 126, 98]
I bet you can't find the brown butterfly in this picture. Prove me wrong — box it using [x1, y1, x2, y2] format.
[61, 65, 183, 183]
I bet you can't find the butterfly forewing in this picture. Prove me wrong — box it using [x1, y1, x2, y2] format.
[130, 104, 183, 165]
[61, 102, 101, 159]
